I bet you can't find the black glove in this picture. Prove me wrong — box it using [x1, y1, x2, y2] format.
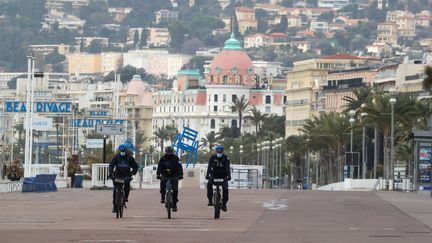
[156, 175, 161, 180]
[205, 175, 210, 180]
[108, 174, 114, 180]
[178, 176, 184, 180]
[226, 176, 231, 181]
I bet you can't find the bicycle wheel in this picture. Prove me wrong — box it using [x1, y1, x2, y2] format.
[115, 189, 121, 219]
[213, 191, 221, 219]
[166, 191, 172, 219]
[119, 198, 124, 218]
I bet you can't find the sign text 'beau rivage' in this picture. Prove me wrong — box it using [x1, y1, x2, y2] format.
[5, 101, 72, 113]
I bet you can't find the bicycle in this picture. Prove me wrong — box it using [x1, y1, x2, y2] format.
[164, 179, 174, 219]
[164, 178, 178, 219]
[113, 177, 127, 218]
[212, 178, 225, 219]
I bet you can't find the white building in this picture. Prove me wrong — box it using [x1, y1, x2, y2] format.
[123, 49, 190, 78]
[101, 52, 123, 75]
[318, 0, 350, 10]
[152, 34, 286, 151]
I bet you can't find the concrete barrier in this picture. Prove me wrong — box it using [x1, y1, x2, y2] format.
[317, 179, 380, 191]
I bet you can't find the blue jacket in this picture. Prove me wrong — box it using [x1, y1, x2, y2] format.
[109, 153, 138, 178]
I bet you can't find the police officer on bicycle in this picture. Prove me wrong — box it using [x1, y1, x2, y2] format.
[206, 145, 231, 212]
[157, 146, 183, 211]
[108, 144, 138, 213]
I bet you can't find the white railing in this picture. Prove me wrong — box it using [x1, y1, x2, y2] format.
[91, 163, 110, 187]
[0, 180, 22, 193]
[31, 164, 62, 177]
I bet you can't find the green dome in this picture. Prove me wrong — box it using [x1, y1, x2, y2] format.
[223, 32, 241, 50]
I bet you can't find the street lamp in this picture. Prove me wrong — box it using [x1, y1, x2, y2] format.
[256, 143, 261, 166]
[361, 112, 367, 179]
[239, 145, 243, 165]
[306, 138, 310, 189]
[349, 110, 356, 179]
[390, 96, 397, 185]
[348, 110, 356, 153]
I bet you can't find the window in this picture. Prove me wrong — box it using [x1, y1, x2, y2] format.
[223, 94, 226, 102]
[231, 119, 238, 128]
[214, 94, 218, 102]
[283, 96, 287, 104]
[265, 106, 271, 113]
[210, 119, 215, 129]
[232, 95, 237, 102]
[265, 95, 271, 104]
[214, 105, 218, 112]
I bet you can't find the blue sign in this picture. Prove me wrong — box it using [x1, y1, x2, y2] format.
[88, 111, 109, 117]
[5, 101, 72, 113]
[71, 119, 125, 128]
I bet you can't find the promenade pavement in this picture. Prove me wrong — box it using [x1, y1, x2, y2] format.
[0, 188, 431, 243]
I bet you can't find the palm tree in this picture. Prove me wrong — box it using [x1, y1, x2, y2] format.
[165, 124, 178, 144]
[301, 112, 350, 183]
[245, 106, 268, 134]
[362, 91, 422, 180]
[216, 125, 236, 140]
[342, 87, 372, 112]
[201, 132, 218, 152]
[423, 65, 432, 93]
[153, 126, 169, 152]
[231, 96, 250, 136]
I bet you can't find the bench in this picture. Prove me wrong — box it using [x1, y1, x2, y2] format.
[22, 174, 57, 193]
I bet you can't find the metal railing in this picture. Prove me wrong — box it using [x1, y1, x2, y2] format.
[0, 180, 22, 193]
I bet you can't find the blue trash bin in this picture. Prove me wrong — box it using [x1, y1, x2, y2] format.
[74, 174, 83, 188]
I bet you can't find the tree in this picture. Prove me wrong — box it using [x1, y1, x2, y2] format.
[245, 106, 268, 134]
[342, 87, 372, 112]
[140, 29, 148, 47]
[154, 126, 170, 152]
[103, 65, 154, 83]
[275, 15, 288, 33]
[230, 10, 240, 37]
[183, 56, 212, 75]
[79, 37, 85, 52]
[201, 132, 218, 152]
[44, 50, 66, 64]
[280, 0, 294, 7]
[168, 22, 188, 51]
[423, 66, 432, 93]
[182, 38, 204, 55]
[133, 30, 139, 48]
[231, 96, 251, 136]
[87, 40, 103, 53]
[317, 12, 335, 22]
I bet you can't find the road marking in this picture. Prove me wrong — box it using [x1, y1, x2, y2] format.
[79, 240, 137, 243]
[262, 200, 288, 210]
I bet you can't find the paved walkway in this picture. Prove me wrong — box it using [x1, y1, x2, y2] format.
[0, 189, 431, 243]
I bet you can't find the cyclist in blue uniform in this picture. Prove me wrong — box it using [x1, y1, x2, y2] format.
[206, 145, 231, 212]
[157, 146, 183, 211]
[108, 144, 138, 213]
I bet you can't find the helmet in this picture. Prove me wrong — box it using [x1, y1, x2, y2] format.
[215, 145, 223, 153]
[118, 144, 126, 152]
[165, 146, 174, 154]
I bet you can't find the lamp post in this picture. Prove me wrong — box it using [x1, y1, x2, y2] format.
[256, 143, 261, 166]
[278, 137, 283, 188]
[361, 112, 367, 179]
[390, 96, 397, 185]
[349, 110, 356, 178]
[306, 138, 310, 190]
[239, 145, 243, 165]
